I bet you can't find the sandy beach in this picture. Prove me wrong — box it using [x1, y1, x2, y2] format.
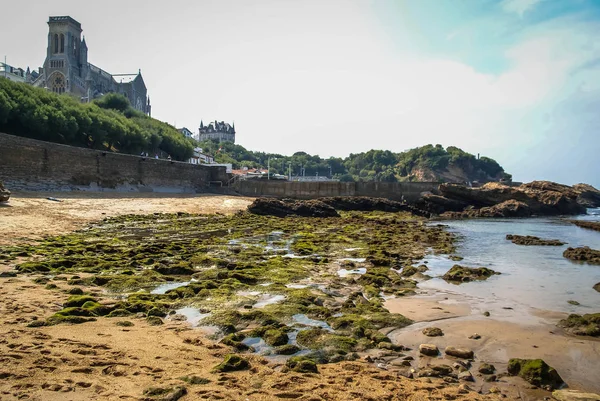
[1, 191, 598, 401]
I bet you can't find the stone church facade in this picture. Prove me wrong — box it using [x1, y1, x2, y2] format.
[30, 16, 151, 115]
[198, 120, 236, 143]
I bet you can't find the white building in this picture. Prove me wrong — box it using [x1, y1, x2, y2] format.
[0, 62, 26, 83]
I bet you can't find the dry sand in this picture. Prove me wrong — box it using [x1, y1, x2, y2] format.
[0, 192, 496, 401]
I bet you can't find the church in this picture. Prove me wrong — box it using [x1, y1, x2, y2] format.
[29, 16, 151, 115]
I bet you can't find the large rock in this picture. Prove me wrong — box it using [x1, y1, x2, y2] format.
[445, 346, 474, 359]
[563, 247, 600, 265]
[0, 181, 10, 203]
[506, 235, 565, 246]
[594, 283, 600, 293]
[557, 313, 600, 337]
[414, 193, 468, 215]
[438, 181, 586, 216]
[419, 344, 439, 356]
[572, 184, 600, 208]
[507, 358, 564, 389]
[443, 265, 500, 283]
[553, 390, 600, 401]
[247, 198, 339, 218]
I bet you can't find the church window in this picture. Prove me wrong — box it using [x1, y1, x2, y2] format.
[60, 34, 65, 53]
[51, 73, 66, 94]
[54, 34, 59, 54]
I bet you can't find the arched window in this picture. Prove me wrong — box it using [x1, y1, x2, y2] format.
[54, 34, 59, 54]
[60, 34, 65, 53]
[50, 73, 66, 94]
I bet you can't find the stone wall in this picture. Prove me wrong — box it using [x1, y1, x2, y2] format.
[233, 180, 439, 201]
[0, 132, 227, 192]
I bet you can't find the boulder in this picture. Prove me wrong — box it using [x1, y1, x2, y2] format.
[507, 358, 564, 389]
[445, 346, 474, 359]
[443, 265, 500, 283]
[506, 234, 565, 246]
[458, 371, 474, 381]
[0, 181, 10, 203]
[247, 198, 339, 218]
[414, 193, 468, 214]
[419, 344, 439, 356]
[417, 364, 454, 377]
[422, 327, 444, 337]
[572, 183, 600, 208]
[557, 313, 600, 337]
[478, 363, 495, 374]
[594, 283, 600, 293]
[319, 196, 429, 216]
[552, 390, 600, 401]
[563, 247, 600, 265]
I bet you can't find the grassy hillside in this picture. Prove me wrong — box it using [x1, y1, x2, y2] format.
[0, 79, 195, 160]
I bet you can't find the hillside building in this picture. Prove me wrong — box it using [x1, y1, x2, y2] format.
[28, 16, 150, 115]
[198, 120, 235, 143]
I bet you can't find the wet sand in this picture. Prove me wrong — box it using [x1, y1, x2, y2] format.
[385, 289, 600, 394]
[0, 191, 253, 245]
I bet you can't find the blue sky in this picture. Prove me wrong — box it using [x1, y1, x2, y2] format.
[1, 0, 599, 186]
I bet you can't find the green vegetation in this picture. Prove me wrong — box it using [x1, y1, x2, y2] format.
[442, 265, 500, 283]
[0, 79, 194, 160]
[558, 313, 600, 337]
[199, 140, 510, 182]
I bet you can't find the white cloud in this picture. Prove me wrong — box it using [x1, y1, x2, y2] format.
[501, 0, 544, 17]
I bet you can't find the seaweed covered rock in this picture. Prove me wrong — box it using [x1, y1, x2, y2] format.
[557, 313, 600, 337]
[569, 220, 600, 233]
[506, 235, 565, 246]
[286, 356, 318, 373]
[247, 198, 339, 218]
[0, 181, 10, 203]
[142, 386, 187, 401]
[422, 327, 443, 337]
[507, 358, 564, 389]
[563, 247, 600, 264]
[443, 265, 500, 283]
[212, 354, 250, 372]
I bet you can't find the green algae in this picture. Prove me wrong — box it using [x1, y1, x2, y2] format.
[507, 358, 564, 389]
[286, 356, 318, 373]
[212, 354, 250, 372]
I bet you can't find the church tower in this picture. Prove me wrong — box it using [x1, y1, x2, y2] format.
[43, 16, 86, 96]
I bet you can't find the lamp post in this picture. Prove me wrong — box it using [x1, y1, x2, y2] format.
[267, 157, 270, 180]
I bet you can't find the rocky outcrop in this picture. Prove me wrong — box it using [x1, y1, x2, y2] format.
[318, 197, 430, 217]
[0, 181, 10, 202]
[247, 198, 339, 218]
[594, 283, 600, 293]
[506, 235, 565, 246]
[563, 247, 600, 264]
[557, 313, 600, 337]
[569, 220, 600, 232]
[442, 265, 500, 283]
[418, 180, 597, 218]
[572, 184, 600, 208]
[507, 358, 564, 390]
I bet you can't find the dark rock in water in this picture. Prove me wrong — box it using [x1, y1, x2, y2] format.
[247, 198, 339, 218]
[507, 358, 564, 389]
[569, 220, 600, 233]
[557, 313, 600, 337]
[567, 300, 580, 306]
[594, 283, 600, 293]
[506, 234, 565, 246]
[445, 346, 474, 359]
[443, 265, 500, 283]
[563, 247, 600, 265]
[0, 181, 10, 203]
[414, 194, 468, 215]
[422, 327, 444, 337]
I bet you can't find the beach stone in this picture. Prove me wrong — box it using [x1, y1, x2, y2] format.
[142, 385, 187, 400]
[170, 314, 187, 321]
[489, 386, 501, 394]
[468, 333, 481, 340]
[458, 384, 471, 394]
[445, 346, 474, 359]
[479, 363, 496, 374]
[419, 344, 439, 356]
[458, 371, 474, 381]
[507, 358, 564, 389]
[568, 300, 580, 306]
[552, 390, 600, 401]
[422, 327, 444, 337]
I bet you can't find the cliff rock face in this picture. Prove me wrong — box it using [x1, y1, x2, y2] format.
[418, 180, 593, 217]
[0, 181, 10, 202]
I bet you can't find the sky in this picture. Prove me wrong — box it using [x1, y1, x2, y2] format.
[1, 0, 599, 187]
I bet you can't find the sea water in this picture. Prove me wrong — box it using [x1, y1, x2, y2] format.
[417, 210, 600, 314]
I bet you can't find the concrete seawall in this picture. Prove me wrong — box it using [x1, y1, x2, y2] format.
[0, 132, 227, 192]
[232, 180, 439, 201]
